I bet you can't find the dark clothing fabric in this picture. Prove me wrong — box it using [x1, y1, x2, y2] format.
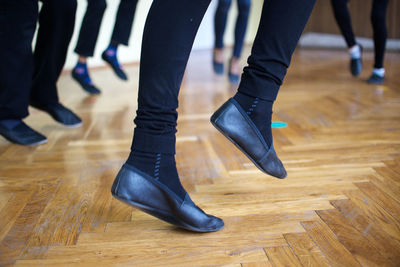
[31, 0, 77, 105]
[214, 0, 251, 58]
[131, 0, 315, 155]
[0, 0, 38, 120]
[0, 0, 77, 120]
[331, 0, 389, 68]
[74, 0, 138, 57]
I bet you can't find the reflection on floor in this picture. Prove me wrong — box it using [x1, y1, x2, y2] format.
[1, 47, 400, 266]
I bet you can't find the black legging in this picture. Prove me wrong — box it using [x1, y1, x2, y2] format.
[331, 0, 389, 68]
[131, 0, 315, 155]
[214, 0, 251, 58]
[0, 0, 76, 120]
[74, 0, 138, 57]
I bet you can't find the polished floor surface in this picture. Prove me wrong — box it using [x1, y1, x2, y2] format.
[1, 47, 400, 266]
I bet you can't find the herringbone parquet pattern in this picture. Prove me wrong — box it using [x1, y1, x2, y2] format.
[0, 48, 400, 266]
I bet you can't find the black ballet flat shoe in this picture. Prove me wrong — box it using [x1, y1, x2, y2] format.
[111, 164, 224, 232]
[101, 51, 128, 81]
[211, 98, 287, 179]
[0, 121, 47, 146]
[350, 44, 363, 77]
[228, 72, 239, 84]
[367, 73, 385, 84]
[213, 60, 224, 75]
[71, 70, 101, 95]
[30, 102, 82, 128]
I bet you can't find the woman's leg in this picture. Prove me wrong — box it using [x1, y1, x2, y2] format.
[233, 0, 251, 59]
[371, 0, 389, 69]
[212, 0, 315, 178]
[112, 0, 224, 232]
[229, 0, 251, 83]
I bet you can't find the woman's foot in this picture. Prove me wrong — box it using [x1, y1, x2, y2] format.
[349, 44, 363, 77]
[72, 61, 101, 95]
[213, 48, 225, 75]
[102, 45, 128, 81]
[111, 151, 224, 232]
[367, 68, 385, 84]
[228, 57, 240, 84]
[211, 93, 286, 178]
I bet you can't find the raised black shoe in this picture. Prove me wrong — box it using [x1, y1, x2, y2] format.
[71, 71, 101, 95]
[211, 98, 287, 178]
[0, 121, 47, 146]
[101, 51, 128, 81]
[30, 102, 82, 128]
[111, 164, 224, 232]
[350, 44, 363, 77]
[367, 73, 385, 84]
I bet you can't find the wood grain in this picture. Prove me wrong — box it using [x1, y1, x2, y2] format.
[1, 47, 399, 266]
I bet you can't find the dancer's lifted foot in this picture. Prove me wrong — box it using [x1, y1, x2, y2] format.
[211, 92, 286, 178]
[72, 60, 101, 95]
[102, 43, 128, 81]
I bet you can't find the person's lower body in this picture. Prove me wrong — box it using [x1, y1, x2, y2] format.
[72, 0, 138, 94]
[330, 0, 363, 76]
[213, 0, 251, 84]
[368, 0, 389, 84]
[31, 0, 82, 128]
[111, 0, 315, 232]
[0, 0, 47, 145]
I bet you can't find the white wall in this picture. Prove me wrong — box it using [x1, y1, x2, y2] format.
[64, 0, 263, 69]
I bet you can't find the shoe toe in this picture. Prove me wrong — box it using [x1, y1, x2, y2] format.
[260, 149, 287, 179]
[213, 61, 224, 75]
[52, 106, 82, 127]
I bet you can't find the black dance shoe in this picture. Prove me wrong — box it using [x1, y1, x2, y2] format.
[101, 51, 128, 81]
[367, 73, 385, 84]
[211, 98, 287, 178]
[111, 164, 224, 232]
[71, 71, 101, 95]
[0, 121, 47, 146]
[30, 102, 82, 128]
[213, 60, 224, 75]
[350, 44, 363, 77]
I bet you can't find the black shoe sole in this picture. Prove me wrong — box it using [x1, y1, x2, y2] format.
[112, 193, 223, 233]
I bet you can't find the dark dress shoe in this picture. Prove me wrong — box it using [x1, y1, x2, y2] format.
[350, 44, 363, 77]
[213, 60, 224, 75]
[71, 71, 101, 95]
[101, 51, 128, 81]
[111, 164, 224, 232]
[228, 72, 239, 84]
[0, 121, 47, 146]
[30, 102, 82, 128]
[367, 73, 385, 84]
[211, 98, 287, 179]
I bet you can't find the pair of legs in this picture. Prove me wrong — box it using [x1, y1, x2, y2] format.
[112, 0, 315, 232]
[0, 0, 81, 145]
[72, 0, 139, 94]
[213, 0, 251, 83]
[331, 0, 389, 83]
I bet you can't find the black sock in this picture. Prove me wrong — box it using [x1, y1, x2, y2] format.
[233, 92, 273, 147]
[126, 150, 187, 200]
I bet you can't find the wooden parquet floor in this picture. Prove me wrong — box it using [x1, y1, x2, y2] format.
[0, 48, 400, 266]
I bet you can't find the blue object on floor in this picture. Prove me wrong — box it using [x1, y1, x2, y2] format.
[271, 122, 287, 128]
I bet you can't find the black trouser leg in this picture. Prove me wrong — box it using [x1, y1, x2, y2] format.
[238, 0, 315, 101]
[132, 0, 315, 154]
[214, 0, 232, 50]
[110, 0, 139, 46]
[233, 0, 251, 58]
[371, 0, 389, 69]
[0, 0, 38, 120]
[74, 0, 107, 57]
[30, 0, 77, 105]
[331, 0, 356, 48]
[132, 0, 211, 155]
